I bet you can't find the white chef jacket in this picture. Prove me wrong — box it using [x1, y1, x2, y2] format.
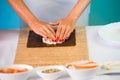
[23, 0, 90, 26]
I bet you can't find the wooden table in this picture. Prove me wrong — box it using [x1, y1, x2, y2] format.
[14, 27, 89, 67]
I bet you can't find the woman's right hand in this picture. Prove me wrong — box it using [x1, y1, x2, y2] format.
[30, 21, 56, 40]
[8, 0, 56, 40]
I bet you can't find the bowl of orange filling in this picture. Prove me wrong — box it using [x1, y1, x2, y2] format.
[66, 60, 98, 80]
[0, 64, 33, 80]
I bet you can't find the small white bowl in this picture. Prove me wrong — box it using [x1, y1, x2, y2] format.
[36, 65, 66, 80]
[66, 67, 98, 80]
[0, 64, 33, 80]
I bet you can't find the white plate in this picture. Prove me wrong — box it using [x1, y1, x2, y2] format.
[98, 61, 120, 75]
[99, 69, 120, 75]
[98, 22, 120, 45]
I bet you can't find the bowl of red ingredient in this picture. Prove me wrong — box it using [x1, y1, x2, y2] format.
[0, 64, 33, 80]
[65, 60, 98, 80]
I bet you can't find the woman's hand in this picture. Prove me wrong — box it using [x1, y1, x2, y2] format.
[50, 17, 76, 42]
[8, 0, 56, 40]
[31, 21, 56, 40]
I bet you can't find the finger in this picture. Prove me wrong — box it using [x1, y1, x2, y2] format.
[49, 22, 59, 26]
[56, 25, 62, 39]
[38, 28, 49, 39]
[65, 30, 73, 39]
[42, 26, 56, 39]
[65, 32, 71, 39]
[59, 26, 66, 41]
[49, 21, 59, 30]
[63, 28, 70, 40]
[47, 25, 56, 36]
[47, 29, 56, 40]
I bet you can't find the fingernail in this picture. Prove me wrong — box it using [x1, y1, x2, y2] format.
[66, 37, 69, 39]
[52, 39, 55, 42]
[54, 39, 57, 42]
[46, 36, 49, 39]
[59, 39, 64, 42]
[61, 39, 65, 42]
[59, 40, 62, 42]
[56, 39, 58, 42]
[52, 39, 57, 42]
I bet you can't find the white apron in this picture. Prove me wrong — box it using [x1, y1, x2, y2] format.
[23, 0, 90, 26]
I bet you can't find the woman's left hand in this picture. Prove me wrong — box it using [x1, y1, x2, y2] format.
[50, 17, 76, 42]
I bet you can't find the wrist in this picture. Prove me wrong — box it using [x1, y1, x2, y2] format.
[66, 16, 77, 24]
[28, 19, 48, 30]
[28, 19, 40, 27]
[28, 19, 46, 29]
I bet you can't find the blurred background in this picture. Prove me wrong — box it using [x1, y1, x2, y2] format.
[0, 0, 120, 30]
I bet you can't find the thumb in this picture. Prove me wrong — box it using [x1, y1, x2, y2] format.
[49, 21, 59, 26]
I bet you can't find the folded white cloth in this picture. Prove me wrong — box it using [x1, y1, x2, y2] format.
[0, 30, 19, 66]
[86, 22, 120, 64]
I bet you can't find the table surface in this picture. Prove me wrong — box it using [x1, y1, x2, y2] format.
[28, 75, 120, 80]
[86, 26, 120, 64]
[14, 27, 89, 67]
[0, 25, 120, 80]
[0, 26, 120, 64]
